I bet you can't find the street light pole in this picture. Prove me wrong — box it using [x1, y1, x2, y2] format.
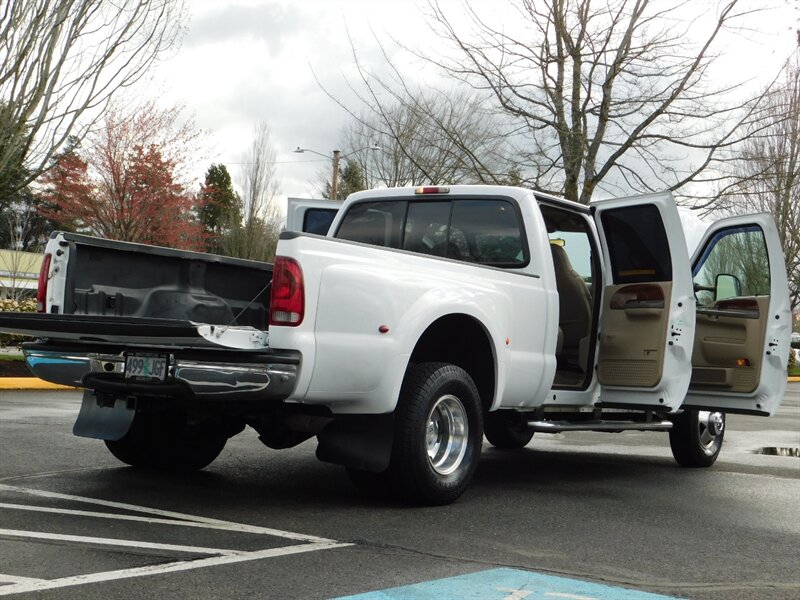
[294, 144, 381, 200]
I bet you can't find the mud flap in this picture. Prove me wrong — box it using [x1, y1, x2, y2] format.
[73, 391, 135, 441]
[316, 413, 394, 473]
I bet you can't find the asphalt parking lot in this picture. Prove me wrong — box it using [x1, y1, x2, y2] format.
[1, 385, 798, 600]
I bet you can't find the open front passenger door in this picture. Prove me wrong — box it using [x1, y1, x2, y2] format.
[683, 214, 791, 416]
[591, 193, 696, 411]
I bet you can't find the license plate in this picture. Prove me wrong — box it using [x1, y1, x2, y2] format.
[125, 353, 168, 381]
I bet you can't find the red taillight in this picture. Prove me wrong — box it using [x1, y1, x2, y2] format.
[37, 253, 52, 313]
[269, 256, 304, 326]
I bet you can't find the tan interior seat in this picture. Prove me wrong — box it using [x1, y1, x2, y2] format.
[550, 244, 591, 366]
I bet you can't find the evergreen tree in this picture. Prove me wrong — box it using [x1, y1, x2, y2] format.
[0, 130, 55, 252]
[0, 111, 29, 212]
[198, 163, 240, 253]
[0, 189, 55, 253]
[323, 161, 366, 201]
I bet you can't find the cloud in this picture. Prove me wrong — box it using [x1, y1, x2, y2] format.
[185, 2, 308, 56]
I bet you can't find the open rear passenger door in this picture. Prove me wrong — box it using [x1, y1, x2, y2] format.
[683, 214, 791, 416]
[591, 192, 696, 411]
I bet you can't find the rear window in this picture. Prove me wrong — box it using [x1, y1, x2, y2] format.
[403, 202, 450, 257]
[601, 205, 672, 284]
[335, 197, 527, 267]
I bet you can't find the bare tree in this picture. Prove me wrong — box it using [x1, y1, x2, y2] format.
[332, 88, 514, 188]
[335, 0, 783, 204]
[319, 27, 516, 189]
[721, 52, 800, 311]
[0, 201, 46, 300]
[0, 0, 187, 189]
[222, 123, 282, 261]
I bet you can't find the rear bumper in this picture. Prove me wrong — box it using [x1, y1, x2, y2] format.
[23, 344, 299, 401]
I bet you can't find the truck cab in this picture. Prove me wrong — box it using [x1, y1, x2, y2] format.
[310, 186, 790, 417]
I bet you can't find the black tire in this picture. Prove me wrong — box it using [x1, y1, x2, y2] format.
[104, 430, 148, 467]
[484, 410, 534, 449]
[390, 362, 483, 505]
[669, 409, 725, 468]
[105, 410, 227, 471]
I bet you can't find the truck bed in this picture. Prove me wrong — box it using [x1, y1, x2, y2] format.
[0, 233, 294, 401]
[48, 232, 272, 328]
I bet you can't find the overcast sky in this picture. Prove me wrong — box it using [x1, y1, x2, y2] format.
[141, 0, 798, 208]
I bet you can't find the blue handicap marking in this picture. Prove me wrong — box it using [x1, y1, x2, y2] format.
[333, 568, 685, 600]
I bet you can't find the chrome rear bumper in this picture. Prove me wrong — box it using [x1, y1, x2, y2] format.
[24, 347, 297, 401]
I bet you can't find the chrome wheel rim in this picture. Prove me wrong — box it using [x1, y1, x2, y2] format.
[697, 411, 724, 455]
[426, 394, 468, 475]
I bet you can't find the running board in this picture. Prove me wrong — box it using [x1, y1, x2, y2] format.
[527, 420, 673, 433]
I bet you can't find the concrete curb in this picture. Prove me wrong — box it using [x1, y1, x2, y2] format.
[0, 378, 77, 391]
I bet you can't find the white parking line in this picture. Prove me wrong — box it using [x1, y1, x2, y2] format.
[0, 502, 291, 534]
[0, 484, 353, 596]
[0, 541, 351, 596]
[0, 483, 332, 542]
[0, 529, 244, 556]
[0, 575, 45, 586]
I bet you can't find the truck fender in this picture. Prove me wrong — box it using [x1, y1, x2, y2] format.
[405, 312, 498, 411]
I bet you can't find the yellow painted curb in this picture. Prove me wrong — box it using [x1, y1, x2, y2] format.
[0, 375, 797, 390]
[0, 378, 77, 390]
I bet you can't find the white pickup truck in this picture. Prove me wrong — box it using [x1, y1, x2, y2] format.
[0, 185, 791, 504]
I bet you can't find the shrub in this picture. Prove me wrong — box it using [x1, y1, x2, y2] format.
[0, 298, 37, 347]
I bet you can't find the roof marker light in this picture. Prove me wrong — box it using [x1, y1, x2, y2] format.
[414, 186, 450, 195]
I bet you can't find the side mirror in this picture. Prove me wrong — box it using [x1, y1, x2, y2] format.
[715, 273, 742, 301]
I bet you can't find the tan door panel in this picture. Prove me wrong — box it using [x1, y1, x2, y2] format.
[690, 296, 768, 393]
[598, 282, 672, 387]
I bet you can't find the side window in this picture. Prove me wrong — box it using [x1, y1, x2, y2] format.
[692, 225, 769, 307]
[450, 200, 526, 266]
[601, 205, 672, 284]
[403, 202, 451, 257]
[336, 201, 407, 248]
[303, 208, 338, 235]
